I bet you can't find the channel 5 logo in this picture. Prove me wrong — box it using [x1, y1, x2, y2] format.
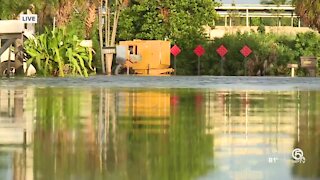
[292, 148, 306, 164]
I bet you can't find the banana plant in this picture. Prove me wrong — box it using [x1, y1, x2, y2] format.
[25, 27, 93, 77]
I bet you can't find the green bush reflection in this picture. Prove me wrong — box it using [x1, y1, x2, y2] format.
[33, 88, 214, 180]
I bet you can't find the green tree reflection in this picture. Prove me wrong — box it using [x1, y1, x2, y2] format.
[33, 88, 214, 180]
[292, 91, 320, 178]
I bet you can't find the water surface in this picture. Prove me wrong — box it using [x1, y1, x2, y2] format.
[0, 76, 319, 180]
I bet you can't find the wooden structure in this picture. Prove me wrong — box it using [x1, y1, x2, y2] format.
[300, 56, 318, 77]
[115, 40, 174, 75]
[0, 20, 25, 76]
[287, 63, 298, 77]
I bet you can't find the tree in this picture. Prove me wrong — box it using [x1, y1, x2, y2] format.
[116, 0, 219, 75]
[0, 0, 34, 19]
[293, 0, 320, 32]
[117, 0, 219, 47]
[32, 0, 87, 28]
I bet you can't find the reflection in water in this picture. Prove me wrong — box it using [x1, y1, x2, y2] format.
[292, 91, 320, 178]
[0, 87, 34, 180]
[0, 87, 319, 180]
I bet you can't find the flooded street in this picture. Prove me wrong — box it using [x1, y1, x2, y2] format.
[0, 76, 319, 180]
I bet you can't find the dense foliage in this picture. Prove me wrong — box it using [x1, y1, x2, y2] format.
[0, 0, 33, 19]
[260, 0, 288, 5]
[2, 0, 320, 76]
[174, 32, 320, 76]
[24, 28, 94, 77]
[294, 0, 320, 32]
[118, 0, 219, 47]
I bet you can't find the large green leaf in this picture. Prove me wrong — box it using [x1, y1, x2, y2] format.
[25, 27, 94, 77]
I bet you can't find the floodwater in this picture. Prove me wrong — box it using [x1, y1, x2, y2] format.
[0, 76, 319, 180]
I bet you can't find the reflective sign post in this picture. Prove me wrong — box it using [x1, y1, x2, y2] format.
[216, 45, 228, 76]
[170, 45, 181, 75]
[194, 45, 205, 76]
[240, 45, 252, 76]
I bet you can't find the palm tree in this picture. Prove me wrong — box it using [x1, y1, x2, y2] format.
[26, 0, 83, 30]
[85, 0, 99, 39]
[293, 0, 320, 32]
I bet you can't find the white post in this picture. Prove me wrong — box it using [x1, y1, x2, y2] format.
[53, 17, 56, 31]
[246, 9, 249, 27]
[225, 16, 227, 27]
[291, 68, 295, 77]
[278, 17, 281, 27]
[298, 18, 301, 27]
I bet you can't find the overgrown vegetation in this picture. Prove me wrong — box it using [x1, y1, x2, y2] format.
[24, 28, 94, 77]
[294, 0, 320, 32]
[118, 0, 219, 47]
[174, 32, 320, 76]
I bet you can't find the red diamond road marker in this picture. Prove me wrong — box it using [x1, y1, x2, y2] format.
[171, 45, 181, 57]
[216, 45, 228, 57]
[240, 45, 252, 57]
[194, 45, 205, 57]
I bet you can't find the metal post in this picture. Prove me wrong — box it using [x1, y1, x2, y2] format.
[279, 17, 281, 27]
[220, 57, 224, 76]
[105, 54, 108, 75]
[126, 65, 129, 75]
[174, 56, 177, 75]
[98, 8, 105, 74]
[198, 56, 200, 76]
[23, 128, 27, 146]
[225, 16, 227, 27]
[7, 45, 11, 77]
[291, 12, 294, 27]
[244, 57, 247, 76]
[104, 6, 109, 75]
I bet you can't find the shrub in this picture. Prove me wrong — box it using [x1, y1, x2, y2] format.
[25, 28, 93, 77]
[174, 32, 304, 76]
